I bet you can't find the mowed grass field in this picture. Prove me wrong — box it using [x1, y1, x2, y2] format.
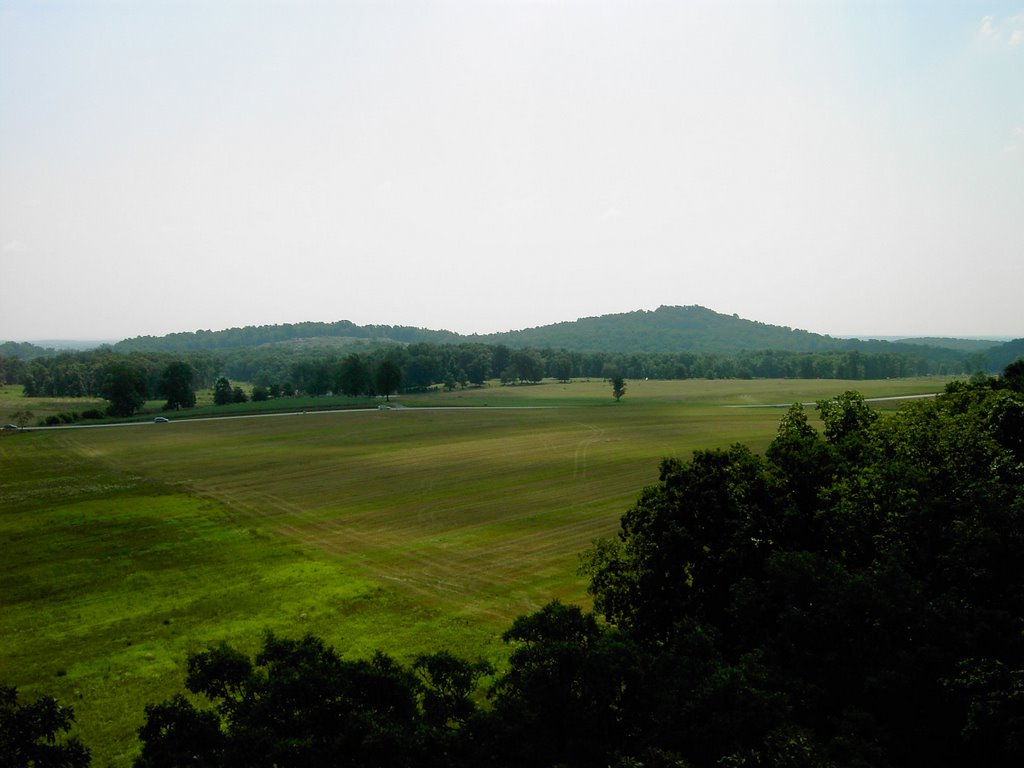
[0, 377, 946, 765]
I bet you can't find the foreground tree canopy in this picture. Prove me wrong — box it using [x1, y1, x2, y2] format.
[11, 364, 1024, 766]
[0, 686, 90, 768]
[580, 373, 1024, 766]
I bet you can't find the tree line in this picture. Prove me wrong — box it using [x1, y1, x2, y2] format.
[0, 341, 981, 406]
[6, 363, 1023, 767]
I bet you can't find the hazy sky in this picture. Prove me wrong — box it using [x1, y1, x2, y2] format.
[1, 1, 1022, 342]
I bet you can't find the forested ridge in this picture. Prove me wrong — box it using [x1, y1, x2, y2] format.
[101, 305, 1018, 361]
[5, 365, 1023, 767]
[110, 320, 463, 353]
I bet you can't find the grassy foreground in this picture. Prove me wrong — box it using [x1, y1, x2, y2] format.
[0, 377, 944, 765]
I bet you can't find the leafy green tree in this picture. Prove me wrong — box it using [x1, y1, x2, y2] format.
[490, 345, 511, 382]
[375, 360, 402, 401]
[486, 601, 644, 768]
[612, 375, 626, 401]
[1002, 358, 1024, 392]
[551, 352, 574, 383]
[413, 651, 492, 729]
[135, 633, 429, 768]
[231, 386, 248, 403]
[134, 695, 224, 768]
[465, 352, 491, 386]
[212, 376, 233, 406]
[510, 349, 544, 383]
[102, 363, 147, 416]
[338, 354, 369, 397]
[0, 685, 90, 768]
[764, 403, 835, 529]
[159, 361, 196, 411]
[816, 389, 877, 459]
[582, 443, 772, 642]
[290, 359, 334, 396]
[251, 385, 269, 402]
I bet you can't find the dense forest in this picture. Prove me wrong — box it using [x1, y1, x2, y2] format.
[6, 365, 1023, 767]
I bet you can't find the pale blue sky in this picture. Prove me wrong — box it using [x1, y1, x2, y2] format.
[1, 1, 1021, 341]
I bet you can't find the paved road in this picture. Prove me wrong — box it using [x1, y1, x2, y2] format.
[11, 404, 557, 432]
[724, 393, 939, 408]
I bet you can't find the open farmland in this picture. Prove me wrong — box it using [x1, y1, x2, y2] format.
[0, 377, 945, 765]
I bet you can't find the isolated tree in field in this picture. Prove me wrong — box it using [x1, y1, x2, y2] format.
[212, 376, 233, 406]
[159, 361, 196, 411]
[102, 363, 147, 416]
[612, 375, 626, 401]
[0, 685, 91, 768]
[232, 386, 248, 403]
[375, 359, 402, 401]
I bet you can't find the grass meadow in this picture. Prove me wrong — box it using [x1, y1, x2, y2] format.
[0, 377, 946, 765]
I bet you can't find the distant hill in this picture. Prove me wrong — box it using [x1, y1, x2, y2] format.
[471, 306, 1018, 365]
[113, 321, 461, 353]
[113, 306, 854, 355]
[988, 338, 1024, 370]
[0, 340, 56, 359]
[257, 336, 406, 351]
[473, 305, 844, 354]
[106, 305, 1020, 370]
[891, 337, 1001, 353]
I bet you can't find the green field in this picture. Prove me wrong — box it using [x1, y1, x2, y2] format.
[0, 377, 946, 765]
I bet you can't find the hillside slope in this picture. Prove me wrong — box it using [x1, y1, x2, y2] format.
[473, 305, 841, 354]
[113, 321, 462, 353]
[104, 305, 1018, 367]
[112, 306, 847, 355]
